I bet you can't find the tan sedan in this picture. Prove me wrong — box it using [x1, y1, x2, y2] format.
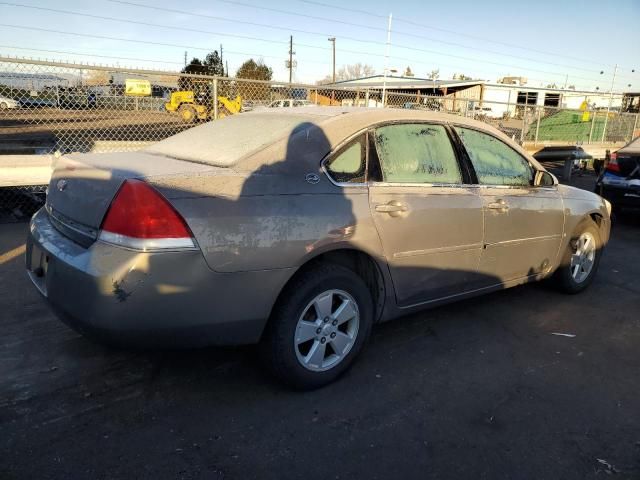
[26, 108, 611, 389]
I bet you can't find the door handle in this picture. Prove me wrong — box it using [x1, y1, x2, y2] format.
[375, 201, 409, 217]
[487, 199, 509, 212]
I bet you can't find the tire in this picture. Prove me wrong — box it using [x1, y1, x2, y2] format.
[553, 221, 603, 294]
[178, 104, 197, 123]
[0, 102, 7, 110]
[261, 263, 374, 390]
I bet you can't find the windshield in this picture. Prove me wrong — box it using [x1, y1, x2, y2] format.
[145, 113, 318, 167]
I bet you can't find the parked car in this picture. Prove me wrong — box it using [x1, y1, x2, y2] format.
[0, 95, 19, 109]
[18, 97, 57, 108]
[403, 100, 443, 112]
[268, 99, 314, 108]
[595, 137, 640, 213]
[26, 108, 611, 389]
[533, 145, 593, 169]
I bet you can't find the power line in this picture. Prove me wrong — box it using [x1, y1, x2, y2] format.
[0, 2, 296, 48]
[107, 0, 625, 83]
[0, 2, 630, 87]
[296, 0, 632, 72]
[204, 0, 632, 78]
[0, 24, 331, 65]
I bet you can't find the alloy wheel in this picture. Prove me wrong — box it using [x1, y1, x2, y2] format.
[570, 232, 596, 284]
[294, 289, 360, 372]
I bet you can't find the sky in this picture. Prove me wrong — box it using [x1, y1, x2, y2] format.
[0, 0, 638, 90]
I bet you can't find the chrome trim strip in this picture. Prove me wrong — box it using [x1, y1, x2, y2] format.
[393, 242, 484, 258]
[370, 182, 477, 189]
[47, 206, 98, 240]
[98, 231, 197, 251]
[485, 234, 562, 247]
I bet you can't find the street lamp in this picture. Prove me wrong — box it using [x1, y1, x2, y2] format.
[327, 37, 336, 84]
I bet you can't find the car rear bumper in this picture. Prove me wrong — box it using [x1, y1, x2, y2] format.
[26, 208, 294, 347]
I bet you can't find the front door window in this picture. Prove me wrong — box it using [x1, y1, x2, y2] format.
[454, 127, 534, 186]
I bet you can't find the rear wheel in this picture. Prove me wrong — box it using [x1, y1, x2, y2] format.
[553, 221, 602, 294]
[0, 102, 7, 110]
[178, 104, 197, 123]
[261, 263, 374, 390]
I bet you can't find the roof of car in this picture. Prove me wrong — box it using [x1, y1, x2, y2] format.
[148, 107, 541, 171]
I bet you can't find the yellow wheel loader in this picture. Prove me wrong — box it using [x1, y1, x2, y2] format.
[165, 90, 242, 123]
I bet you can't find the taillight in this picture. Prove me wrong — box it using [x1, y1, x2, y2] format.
[606, 152, 620, 174]
[99, 179, 195, 250]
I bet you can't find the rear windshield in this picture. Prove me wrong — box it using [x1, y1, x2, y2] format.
[145, 113, 318, 167]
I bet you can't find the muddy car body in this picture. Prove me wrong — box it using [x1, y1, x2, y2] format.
[27, 108, 611, 388]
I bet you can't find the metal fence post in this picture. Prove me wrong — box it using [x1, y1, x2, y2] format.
[534, 107, 541, 145]
[632, 113, 639, 140]
[519, 108, 526, 144]
[365, 88, 370, 107]
[601, 110, 609, 142]
[213, 78, 218, 120]
[588, 110, 596, 144]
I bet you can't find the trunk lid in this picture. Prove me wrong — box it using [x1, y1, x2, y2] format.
[46, 151, 217, 235]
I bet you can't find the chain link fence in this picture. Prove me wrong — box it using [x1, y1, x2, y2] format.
[0, 185, 46, 222]
[1, 56, 639, 219]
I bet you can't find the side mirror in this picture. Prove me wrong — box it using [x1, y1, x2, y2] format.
[534, 170, 558, 187]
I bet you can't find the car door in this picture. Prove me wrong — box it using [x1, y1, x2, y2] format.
[453, 126, 564, 283]
[368, 122, 485, 307]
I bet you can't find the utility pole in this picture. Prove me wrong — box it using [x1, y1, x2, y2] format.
[601, 64, 618, 142]
[328, 37, 336, 83]
[288, 35, 294, 84]
[382, 13, 393, 107]
[226, 61, 229, 78]
[220, 44, 223, 75]
[184, 51, 187, 67]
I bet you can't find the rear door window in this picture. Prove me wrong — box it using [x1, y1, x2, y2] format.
[373, 123, 461, 184]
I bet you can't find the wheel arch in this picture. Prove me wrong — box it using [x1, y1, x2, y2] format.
[266, 247, 388, 336]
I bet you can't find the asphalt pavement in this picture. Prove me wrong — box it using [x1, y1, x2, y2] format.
[1, 174, 639, 479]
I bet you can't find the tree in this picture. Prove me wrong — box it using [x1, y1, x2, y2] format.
[453, 73, 472, 81]
[236, 59, 273, 100]
[84, 70, 111, 86]
[204, 51, 224, 76]
[317, 63, 375, 84]
[428, 69, 440, 80]
[178, 52, 225, 91]
[404, 66, 414, 77]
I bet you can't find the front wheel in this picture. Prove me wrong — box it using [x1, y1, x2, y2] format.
[261, 264, 374, 390]
[178, 104, 197, 123]
[553, 222, 602, 294]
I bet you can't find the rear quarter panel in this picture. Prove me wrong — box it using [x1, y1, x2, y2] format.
[169, 188, 384, 273]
